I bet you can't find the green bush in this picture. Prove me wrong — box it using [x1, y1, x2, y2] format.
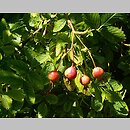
[0, 13, 130, 118]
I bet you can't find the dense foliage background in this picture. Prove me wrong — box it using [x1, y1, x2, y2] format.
[0, 13, 130, 118]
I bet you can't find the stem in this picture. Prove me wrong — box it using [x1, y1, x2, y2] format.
[21, 26, 42, 48]
[76, 35, 96, 68]
[82, 100, 89, 106]
[57, 19, 96, 70]
[79, 95, 84, 106]
[71, 31, 75, 66]
[67, 19, 96, 68]
[47, 81, 54, 95]
[67, 20, 75, 66]
[97, 13, 117, 31]
[21, 19, 51, 48]
[67, 20, 75, 32]
[6, 86, 8, 92]
[81, 49, 89, 72]
[74, 29, 95, 35]
[56, 45, 74, 70]
[87, 50, 96, 68]
[68, 19, 95, 35]
[56, 49, 66, 71]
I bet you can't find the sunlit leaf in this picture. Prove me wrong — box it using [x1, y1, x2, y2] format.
[1, 95, 12, 110]
[53, 18, 66, 32]
[112, 101, 129, 117]
[107, 79, 123, 92]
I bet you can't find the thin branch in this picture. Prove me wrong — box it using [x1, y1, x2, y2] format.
[97, 13, 117, 31]
[76, 35, 96, 68]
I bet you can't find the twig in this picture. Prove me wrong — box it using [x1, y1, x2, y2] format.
[76, 35, 96, 68]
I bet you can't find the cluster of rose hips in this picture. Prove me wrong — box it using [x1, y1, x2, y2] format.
[48, 64, 104, 87]
[47, 20, 105, 87]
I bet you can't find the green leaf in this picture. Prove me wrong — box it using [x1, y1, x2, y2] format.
[112, 101, 129, 117]
[100, 13, 116, 25]
[56, 60, 66, 73]
[27, 71, 45, 90]
[101, 90, 106, 103]
[7, 59, 29, 76]
[94, 87, 102, 103]
[108, 26, 125, 40]
[37, 102, 48, 118]
[0, 69, 24, 88]
[94, 55, 106, 65]
[53, 18, 66, 32]
[1, 45, 15, 56]
[63, 77, 76, 91]
[101, 72, 111, 83]
[118, 61, 130, 75]
[6, 89, 25, 102]
[69, 45, 84, 65]
[74, 70, 84, 93]
[104, 90, 113, 102]
[87, 110, 96, 118]
[104, 90, 123, 103]
[49, 41, 67, 61]
[35, 94, 43, 104]
[86, 13, 100, 29]
[29, 13, 42, 28]
[63, 101, 73, 112]
[25, 47, 50, 64]
[45, 94, 58, 105]
[49, 41, 57, 59]
[101, 26, 126, 43]
[49, 32, 69, 59]
[34, 32, 44, 43]
[91, 97, 103, 112]
[102, 45, 113, 63]
[75, 21, 88, 31]
[108, 79, 123, 92]
[56, 42, 62, 56]
[41, 63, 55, 85]
[2, 30, 12, 43]
[57, 94, 67, 106]
[2, 29, 22, 46]
[0, 18, 9, 33]
[122, 77, 130, 91]
[75, 106, 83, 118]
[0, 53, 2, 60]
[68, 92, 79, 101]
[11, 100, 24, 111]
[55, 31, 70, 42]
[42, 62, 55, 73]
[9, 21, 25, 32]
[24, 83, 35, 104]
[0, 84, 2, 93]
[35, 53, 51, 64]
[1, 95, 12, 110]
[11, 33, 22, 46]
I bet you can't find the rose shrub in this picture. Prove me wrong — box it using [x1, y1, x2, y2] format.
[0, 13, 130, 118]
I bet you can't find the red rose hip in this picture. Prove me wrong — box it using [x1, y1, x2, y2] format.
[64, 66, 77, 80]
[92, 67, 104, 78]
[80, 74, 90, 86]
[48, 71, 59, 82]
